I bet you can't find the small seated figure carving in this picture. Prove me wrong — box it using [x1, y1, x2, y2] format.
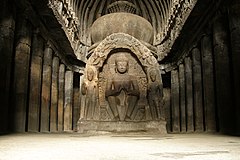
[82, 68, 98, 120]
[105, 53, 140, 121]
[147, 69, 163, 120]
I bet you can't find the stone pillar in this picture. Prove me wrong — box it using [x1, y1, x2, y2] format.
[28, 29, 44, 132]
[213, 12, 234, 134]
[79, 75, 85, 120]
[40, 43, 53, 132]
[50, 56, 59, 132]
[201, 34, 216, 132]
[184, 57, 194, 132]
[179, 64, 186, 132]
[13, 15, 32, 132]
[64, 70, 73, 131]
[171, 70, 180, 133]
[58, 64, 65, 132]
[192, 47, 204, 132]
[228, 1, 240, 134]
[163, 88, 171, 133]
[73, 73, 81, 131]
[0, 0, 15, 133]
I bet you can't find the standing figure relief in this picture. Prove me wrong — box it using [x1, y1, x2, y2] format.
[81, 67, 98, 120]
[147, 68, 163, 120]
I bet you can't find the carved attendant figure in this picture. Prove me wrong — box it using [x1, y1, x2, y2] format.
[105, 53, 140, 121]
[82, 68, 98, 120]
[147, 68, 163, 120]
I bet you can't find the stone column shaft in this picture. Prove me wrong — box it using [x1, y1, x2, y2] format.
[213, 12, 234, 133]
[40, 44, 53, 132]
[163, 88, 171, 133]
[73, 73, 80, 131]
[171, 70, 180, 133]
[64, 70, 73, 131]
[0, 0, 15, 133]
[179, 64, 186, 132]
[50, 56, 59, 132]
[185, 57, 194, 132]
[229, 2, 240, 134]
[28, 30, 44, 132]
[58, 64, 65, 131]
[13, 15, 32, 132]
[192, 47, 204, 132]
[201, 35, 216, 132]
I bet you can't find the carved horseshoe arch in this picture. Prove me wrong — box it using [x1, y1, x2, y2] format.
[85, 33, 160, 80]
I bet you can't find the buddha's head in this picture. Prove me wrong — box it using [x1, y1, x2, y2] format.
[115, 53, 129, 74]
[87, 68, 94, 81]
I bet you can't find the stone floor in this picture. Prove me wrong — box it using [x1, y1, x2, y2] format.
[0, 132, 239, 160]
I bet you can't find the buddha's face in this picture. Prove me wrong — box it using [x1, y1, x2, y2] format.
[116, 61, 128, 74]
[87, 69, 94, 81]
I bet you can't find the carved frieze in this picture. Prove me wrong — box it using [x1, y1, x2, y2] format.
[48, 0, 80, 53]
[156, 0, 198, 61]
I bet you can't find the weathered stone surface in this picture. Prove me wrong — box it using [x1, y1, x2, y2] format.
[90, 13, 154, 44]
[50, 56, 59, 132]
[40, 45, 53, 132]
[184, 57, 194, 132]
[201, 35, 216, 132]
[229, 2, 240, 134]
[78, 120, 167, 134]
[0, 0, 15, 133]
[28, 30, 44, 132]
[179, 64, 186, 132]
[171, 70, 180, 133]
[58, 64, 65, 131]
[192, 47, 204, 132]
[213, 12, 235, 134]
[64, 70, 73, 131]
[163, 88, 171, 133]
[13, 16, 32, 132]
[73, 74, 81, 131]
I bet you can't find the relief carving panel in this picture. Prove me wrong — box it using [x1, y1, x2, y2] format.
[79, 33, 163, 123]
[99, 52, 147, 121]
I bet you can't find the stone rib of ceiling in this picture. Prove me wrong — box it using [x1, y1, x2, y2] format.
[49, 0, 198, 61]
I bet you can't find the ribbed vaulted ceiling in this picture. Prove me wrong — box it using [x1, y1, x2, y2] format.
[71, 0, 172, 45]
[48, 0, 198, 61]
[67, 0, 195, 45]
